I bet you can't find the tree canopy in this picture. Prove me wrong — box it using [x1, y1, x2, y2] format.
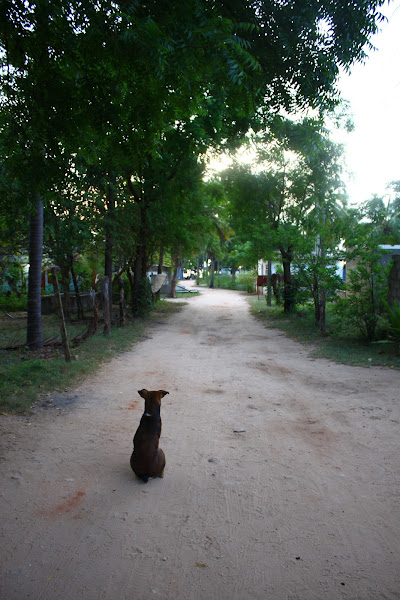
[0, 0, 389, 347]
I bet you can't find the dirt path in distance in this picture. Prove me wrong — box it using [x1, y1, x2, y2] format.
[1, 283, 399, 600]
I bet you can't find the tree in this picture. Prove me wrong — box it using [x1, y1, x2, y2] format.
[361, 182, 400, 244]
[1, 0, 387, 345]
[335, 240, 390, 342]
[0, 0, 83, 348]
[291, 129, 348, 332]
[222, 150, 307, 312]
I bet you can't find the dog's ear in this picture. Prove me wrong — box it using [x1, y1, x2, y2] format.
[138, 389, 148, 399]
[159, 390, 169, 398]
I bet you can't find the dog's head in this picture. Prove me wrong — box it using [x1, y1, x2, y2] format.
[138, 389, 169, 416]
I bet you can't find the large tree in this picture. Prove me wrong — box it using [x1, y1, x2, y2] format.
[0, 0, 387, 345]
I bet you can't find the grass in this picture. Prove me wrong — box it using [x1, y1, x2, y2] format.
[248, 296, 400, 370]
[0, 299, 186, 415]
[174, 291, 200, 298]
[198, 272, 256, 293]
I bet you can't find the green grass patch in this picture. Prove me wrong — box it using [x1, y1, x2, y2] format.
[248, 296, 400, 370]
[0, 299, 185, 415]
[198, 272, 256, 293]
[174, 291, 200, 298]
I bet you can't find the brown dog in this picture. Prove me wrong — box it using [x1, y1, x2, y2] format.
[130, 389, 168, 483]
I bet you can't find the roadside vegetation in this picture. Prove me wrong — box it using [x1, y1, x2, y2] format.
[0, 299, 185, 415]
[2, 2, 399, 412]
[248, 297, 400, 370]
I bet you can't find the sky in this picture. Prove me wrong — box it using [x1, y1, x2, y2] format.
[334, 0, 400, 206]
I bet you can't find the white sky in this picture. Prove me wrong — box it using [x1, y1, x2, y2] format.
[335, 0, 400, 205]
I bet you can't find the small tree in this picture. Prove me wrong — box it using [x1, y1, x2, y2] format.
[334, 242, 390, 342]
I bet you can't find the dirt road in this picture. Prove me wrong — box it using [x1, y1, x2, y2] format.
[1, 284, 399, 600]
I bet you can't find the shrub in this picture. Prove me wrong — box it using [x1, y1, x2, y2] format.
[386, 301, 400, 353]
[333, 249, 390, 342]
[0, 292, 28, 311]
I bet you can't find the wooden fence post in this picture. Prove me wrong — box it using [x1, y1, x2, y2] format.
[51, 267, 72, 362]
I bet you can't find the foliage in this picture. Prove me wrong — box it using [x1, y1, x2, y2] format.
[295, 257, 344, 308]
[0, 292, 28, 312]
[134, 277, 154, 318]
[385, 301, 400, 353]
[0, 0, 388, 346]
[221, 117, 348, 317]
[2, 260, 26, 296]
[248, 297, 400, 369]
[333, 244, 391, 342]
[200, 270, 257, 293]
[0, 299, 184, 414]
[359, 182, 400, 244]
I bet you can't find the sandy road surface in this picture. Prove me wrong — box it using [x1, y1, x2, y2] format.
[1, 284, 399, 600]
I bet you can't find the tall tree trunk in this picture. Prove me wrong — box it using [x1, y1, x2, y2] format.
[70, 256, 84, 320]
[319, 287, 326, 335]
[267, 261, 272, 307]
[126, 268, 134, 308]
[118, 276, 126, 326]
[313, 274, 320, 324]
[317, 233, 326, 334]
[60, 261, 71, 320]
[27, 194, 43, 350]
[209, 253, 215, 289]
[100, 276, 111, 336]
[156, 245, 164, 301]
[280, 248, 295, 313]
[196, 255, 201, 285]
[132, 204, 149, 314]
[104, 186, 115, 325]
[170, 254, 180, 298]
[132, 247, 144, 314]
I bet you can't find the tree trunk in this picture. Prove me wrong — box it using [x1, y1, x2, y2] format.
[126, 268, 134, 308]
[267, 261, 272, 307]
[104, 186, 115, 324]
[131, 203, 149, 314]
[118, 276, 126, 326]
[319, 287, 326, 335]
[70, 257, 84, 320]
[60, 261, 71, 320]
[27, 195, 43, 350]
[156, 246, 164, 301]
[90, 289, 98, 334]
[313, 274, 320, 324]
[170, 254, 180, 298]
[281, 248, 295, 313]
[100, 276, 111, 336]
[196, 255, 201, 285]
[209, 253, 215, 289]
[132, 247, 144, 314]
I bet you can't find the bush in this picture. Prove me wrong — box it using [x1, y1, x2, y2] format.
[333, 249, 390, 342]
[0, 292, 28, 311]
[200, 271, 257, 293]
[386, 301, 400, 353]
[134, 277, 154, 317]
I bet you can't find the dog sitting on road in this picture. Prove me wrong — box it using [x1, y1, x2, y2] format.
[130, 389, 168, 483]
